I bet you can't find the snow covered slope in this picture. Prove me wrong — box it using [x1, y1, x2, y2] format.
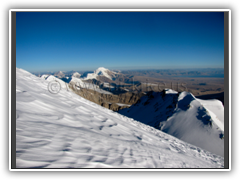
[16, 68, 224, 168]
[72, 72, 81, 78]
[82, 67, 117, 80]
[40, 74, 112, 95]
[119, 90, 224, 157]
[41, 74, 69, 90]
[70, 76, 112, 94]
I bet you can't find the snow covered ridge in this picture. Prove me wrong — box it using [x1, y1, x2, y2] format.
[82, 67, 118, 80]
[40, 73, 113, 95]
[40, 67, 118, 93]
[72, 72, 81, 78]
[16, 68, 224, 168]
[119, 89, 224, 157]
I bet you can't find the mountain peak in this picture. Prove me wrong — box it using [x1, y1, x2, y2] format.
[96, 67, 108, 71]
[54, 71, 65, 78]
[95, 67, 110, 74]
[81, 67, 117, 80]
[72, 72, 81, 78]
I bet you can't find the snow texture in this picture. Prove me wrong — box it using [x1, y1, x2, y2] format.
[16, 68, 224, 168]
[161, 92, 224, 157]
[119, 90, 224, 157]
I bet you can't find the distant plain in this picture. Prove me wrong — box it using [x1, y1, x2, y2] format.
[121, 68, 224, 95]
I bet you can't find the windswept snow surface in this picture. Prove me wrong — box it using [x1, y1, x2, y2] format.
[161, 92, 224, 157]
[16, 68, 224, 168]
[196, 98, 224, 131]
[119, 90, 224, 157]
[41, 75, 69, 90]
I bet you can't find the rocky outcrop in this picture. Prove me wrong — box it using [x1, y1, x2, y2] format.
[100, 103, 129, 111]
[99, 92, 144, 105]
[69, 82, 144, 111]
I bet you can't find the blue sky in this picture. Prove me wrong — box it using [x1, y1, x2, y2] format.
[16, 12, 224, 72]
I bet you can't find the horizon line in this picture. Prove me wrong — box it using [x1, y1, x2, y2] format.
[21, 67, 225, 74]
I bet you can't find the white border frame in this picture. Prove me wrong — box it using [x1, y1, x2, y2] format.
[9, 9, 231, 171]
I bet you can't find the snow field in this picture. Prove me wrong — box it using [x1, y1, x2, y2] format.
[16, 68, 224, 168]
[119, 90, 224, 156]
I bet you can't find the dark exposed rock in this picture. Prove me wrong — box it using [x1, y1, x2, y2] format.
[69, 82, 144, 111]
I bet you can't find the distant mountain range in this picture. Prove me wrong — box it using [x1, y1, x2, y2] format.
[39, 67, 225, 113]
[41, 67, 139, 92]
[34, 68, 224, 79]
[39, 68, 142, 111]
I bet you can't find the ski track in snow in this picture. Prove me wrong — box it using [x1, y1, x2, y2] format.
[16, 68, 224, 168]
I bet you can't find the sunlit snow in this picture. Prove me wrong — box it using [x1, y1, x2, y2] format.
[16, 68, 224, 168]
